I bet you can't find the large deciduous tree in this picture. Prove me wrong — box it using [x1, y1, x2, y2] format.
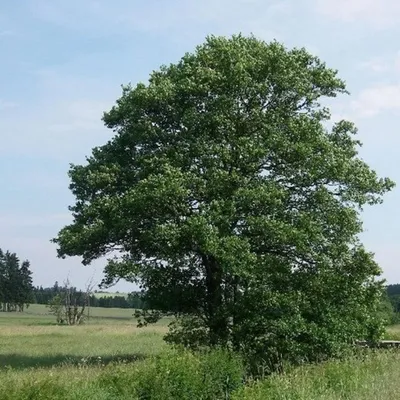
[53, 35, 394, 368]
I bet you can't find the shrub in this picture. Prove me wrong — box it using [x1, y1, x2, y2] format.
[98, 348, 244, 399]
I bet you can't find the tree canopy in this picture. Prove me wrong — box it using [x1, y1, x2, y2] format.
[53, 35, 394, 369]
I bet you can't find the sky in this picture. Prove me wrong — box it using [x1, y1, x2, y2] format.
[0, 0, 399, 291]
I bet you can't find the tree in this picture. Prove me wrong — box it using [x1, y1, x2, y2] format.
[377, 291, 396, 325]
[47, 279, 94, 325]
[48, 294, 65, 324]
[15, 260, 34, 311]
[384, 285, 400, 323]
[0, 249, 34, 312]
[53, 35, 394, 369]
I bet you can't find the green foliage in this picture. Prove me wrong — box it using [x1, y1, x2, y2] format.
[53, 35, 394, 370]
[377, 292, 396, 325]
[0, 248, 34, 312]
[385, 284, 400, 322]
[379, 285, 400, 324]
[99, 349, 244, 399]
[47, 294, 65, 324]
[46, 281, 91, 325]
[386, 284, 400, 298]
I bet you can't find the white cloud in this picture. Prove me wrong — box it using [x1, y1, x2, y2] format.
[328, 51, 400, 120]
[350, 84, 400, 118]
[316, 0, 400, 27]
[328, 84, 400, 122]
[0, 69, 115, 160]
[359, 59, 390, 73]
[358, 52, 400, 74]
[347, 52, 400, 118]
[0, 100, 111, 160]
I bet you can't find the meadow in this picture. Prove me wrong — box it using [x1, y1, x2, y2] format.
[2, 305, 400, 399]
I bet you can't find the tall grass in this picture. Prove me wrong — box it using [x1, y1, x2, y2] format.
[234, 350, 400, 399]
[1, 349, 400, 399]
[2, 311, 400, 399]
[0, 323, 168, 370]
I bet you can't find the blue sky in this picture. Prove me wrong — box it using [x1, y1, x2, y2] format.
[1, 0, 399, 291]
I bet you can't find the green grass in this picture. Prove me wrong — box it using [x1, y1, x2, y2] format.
[0, 306, 168, 371]
[234, 350, 400, 399]
[0, 324, 167, 369]
[2, 308, 400, 399]
[0, 303, 167, 325]
[385, 324, 400, 340]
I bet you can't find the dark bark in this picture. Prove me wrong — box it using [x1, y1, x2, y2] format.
[202, 253, 229, 345]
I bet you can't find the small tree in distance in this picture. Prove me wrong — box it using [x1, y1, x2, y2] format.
[53, 35, 394, 370]
[47, 279, 94, 325]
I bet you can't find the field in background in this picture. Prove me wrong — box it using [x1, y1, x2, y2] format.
[0, 303, 144, 326]
[0, 305, 169, 370]
[92, 292, 129, 299]
[2, 307, 400, 399]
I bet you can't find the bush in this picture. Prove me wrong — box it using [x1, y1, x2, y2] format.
[98, 348, 245, 399]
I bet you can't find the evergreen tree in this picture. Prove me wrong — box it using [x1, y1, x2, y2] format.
[16, 261, 34, 311]
[0, 248, 34, 311]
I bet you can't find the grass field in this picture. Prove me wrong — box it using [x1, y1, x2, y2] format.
[2, 305, 400, 399]
[0, 304, 138, 326]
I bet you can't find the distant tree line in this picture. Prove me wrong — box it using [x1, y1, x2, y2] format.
[32, 282, 145, 309]
[27, 282, 400, 317]
[2, 245, 400, 322]
[33, 282, 400, 318]
[0, 248, 34, 312]
[386, 284, 400, 322]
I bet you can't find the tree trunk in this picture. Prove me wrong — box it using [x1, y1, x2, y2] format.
[202, 254, 229, 345]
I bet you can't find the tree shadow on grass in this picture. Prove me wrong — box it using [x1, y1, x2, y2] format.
[0, 353, 146, 370]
